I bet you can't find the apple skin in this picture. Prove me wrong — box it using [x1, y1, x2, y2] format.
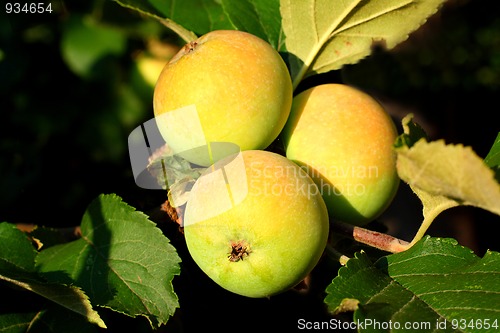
[183, 150, 329, 298]
[282, 84, 400, 226]
[153, 30, 293, 166]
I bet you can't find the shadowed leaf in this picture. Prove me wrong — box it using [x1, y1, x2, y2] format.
[36, 194, 181, 328]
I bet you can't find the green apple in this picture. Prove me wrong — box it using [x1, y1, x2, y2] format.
[183, 150, 329, 298]
[282, 84, 399, 226]
[153, 30, 293, 166]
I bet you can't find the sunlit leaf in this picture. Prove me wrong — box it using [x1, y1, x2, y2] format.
[395, 137, 500, 244]
[280, 0, 446, 89]
[396, 139, 500, 216]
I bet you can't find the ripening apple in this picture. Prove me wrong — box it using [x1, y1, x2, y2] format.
[153, 30, 293, 166]
[183, 150, 329, 298]
[282, 84, 400, 226]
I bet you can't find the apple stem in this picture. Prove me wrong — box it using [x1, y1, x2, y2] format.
[157, 18, 198, 43]
[331, 221, 410, 253]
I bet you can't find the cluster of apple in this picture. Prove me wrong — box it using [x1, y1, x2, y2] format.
[153, 30, 400, 298]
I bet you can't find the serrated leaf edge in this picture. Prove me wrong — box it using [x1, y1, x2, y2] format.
[0, 276, 106, 328]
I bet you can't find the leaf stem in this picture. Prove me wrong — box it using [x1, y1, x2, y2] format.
[408, 201, 458, 247]
[332, 221, 410, 253]
[158, 18, 198, 43]
[112, 1, 198, 43]
[290, 0, 363, 90]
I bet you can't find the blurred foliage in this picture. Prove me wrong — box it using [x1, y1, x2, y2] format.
[0, 0, 499, 231]
[343, 2, 500, 94]
[341, 0, 500, 157]
[0, 0, 181, 227]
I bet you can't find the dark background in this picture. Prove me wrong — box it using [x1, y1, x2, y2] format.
[2, 0, 498, 251]
[1, 0, 499, 331]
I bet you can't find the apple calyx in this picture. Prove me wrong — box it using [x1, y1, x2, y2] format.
[185, 41, 198, 53]
[228, 240, 251, 262]
[169, 40, 200, 64]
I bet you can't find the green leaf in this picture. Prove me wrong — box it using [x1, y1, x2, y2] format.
[280, 0, 447, 89]
[221, 0, 283, 50]
[29, 225, 70, 250]
[396, 138, 500, 245]
[112, 0, 198, 42]
[61, 15, 126, 77]
[112, 0, 165, 18]
[325, 237, 500, 332]
[484, 132, 500, 182]
[1, 279, 106, 330]
[0, 222, 37, 273]
[0, 222, 106, 329]
[113, 0, 233, 40]
[325, 251, 390, 311]
[27, 308, 100, 333]
[151, 0, 234, 35]
[35, 194, 181, 328]
[0, 308, 100, 333]
[113, 0, 283, 49]
[394, 113, 429, 149]
[0, 313, 36, 333]
[146, 143, 204, 192]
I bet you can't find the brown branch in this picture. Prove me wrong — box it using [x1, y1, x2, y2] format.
[331, 221, 410, 253]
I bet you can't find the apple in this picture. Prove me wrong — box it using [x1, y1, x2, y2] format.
[183, 150, 329, 298]
[130, 53, 169, 102]
[130, 41, 180, 100]
[282, 84, 399, 225]
[135, 54, 169, 88]
[153, 30, 293, 166]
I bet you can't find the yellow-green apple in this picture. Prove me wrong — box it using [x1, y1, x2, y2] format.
[130, 41, 180, 100]
[135, 54, 168, 88]
[153, 30, 293, 166]
[282, 84, 399, 225]
[183, 150, 329, 298]
[130, 53, 169, 102]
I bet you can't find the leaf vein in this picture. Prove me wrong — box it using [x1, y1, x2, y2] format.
[365, 279, 396, 304]
[387, 252, 472, 267]
[437, 306, 500, 312]
[419, 289, 500, 296]
[332, 0, 414, 36]
[391, 271, 500, 278]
